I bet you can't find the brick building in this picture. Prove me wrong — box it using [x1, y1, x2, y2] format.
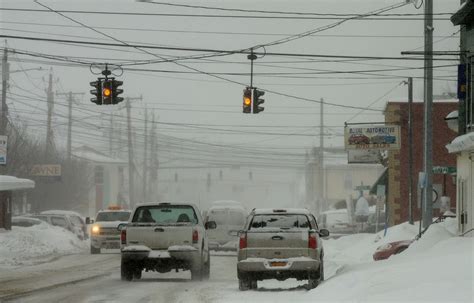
[384, 101, 458, 226]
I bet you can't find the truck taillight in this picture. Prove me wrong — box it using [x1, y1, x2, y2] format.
[308, 233, 317, 249]
[121, 229, 126, 245]
[192, 229, 199, 244]
[239, 232, 247, 249]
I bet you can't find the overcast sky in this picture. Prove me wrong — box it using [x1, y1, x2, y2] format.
[0, 0, 461, 171]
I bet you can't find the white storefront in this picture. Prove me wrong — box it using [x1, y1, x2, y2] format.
[447, 133, 474, 236]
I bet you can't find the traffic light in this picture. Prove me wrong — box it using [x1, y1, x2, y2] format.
[112, 79, 124, 104]
[253, 88, 264, 114]
[102, 80, 113, 105]
[243, 87, 252, 114]
[90, 80, 102, 105]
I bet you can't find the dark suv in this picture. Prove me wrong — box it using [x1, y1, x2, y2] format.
[236, 208, 329, 290]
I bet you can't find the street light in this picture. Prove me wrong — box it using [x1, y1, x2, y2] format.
[445, 110, 458, 133]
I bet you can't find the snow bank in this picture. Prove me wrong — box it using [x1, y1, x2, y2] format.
[0, 223, 88, 267]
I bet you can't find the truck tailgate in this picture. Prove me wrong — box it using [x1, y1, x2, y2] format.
[126, 225, 193, 250]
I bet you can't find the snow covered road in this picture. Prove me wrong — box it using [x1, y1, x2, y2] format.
[1, 219, 472, 303]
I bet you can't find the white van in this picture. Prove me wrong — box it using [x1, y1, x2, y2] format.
[205, 201, 247, 251]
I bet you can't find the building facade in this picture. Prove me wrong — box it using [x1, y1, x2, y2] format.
[448, 2, 474, 236]
[385, 101, 458, 226]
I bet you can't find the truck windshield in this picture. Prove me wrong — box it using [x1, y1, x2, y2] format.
[132, 205, 198, 225]
[96, 211, 131, 222]
[249, 214, 310, 230]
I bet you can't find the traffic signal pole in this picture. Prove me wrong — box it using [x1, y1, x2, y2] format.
[57, 91, 84, 161]
[126, 96, 142, 208]
[1, 48, 7, 137]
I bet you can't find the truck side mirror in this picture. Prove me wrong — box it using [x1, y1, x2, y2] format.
[86, 217, 93, 224]
[319, 229, 330, 238]
[205, 221, 217, 230]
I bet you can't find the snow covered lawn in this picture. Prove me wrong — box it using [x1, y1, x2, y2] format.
[0, 222, 88, 267]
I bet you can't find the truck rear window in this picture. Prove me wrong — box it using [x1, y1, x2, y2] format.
[249, 214, 310, 230]
[132, 205, 198, 225]
[96, 211, 131, 222]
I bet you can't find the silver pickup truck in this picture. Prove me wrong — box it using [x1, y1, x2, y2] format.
[237, 208, 329, 290]
[120, 203, 216, 281]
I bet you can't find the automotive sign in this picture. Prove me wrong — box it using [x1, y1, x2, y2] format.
[344, 124, 401, 150]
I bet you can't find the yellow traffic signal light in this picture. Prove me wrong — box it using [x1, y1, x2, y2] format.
[243, 87, 252, 114]
[103, 87, 111, 97]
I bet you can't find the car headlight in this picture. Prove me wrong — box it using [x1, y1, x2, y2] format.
[92, 225, 100, 234]
[376, 243, 392, 252]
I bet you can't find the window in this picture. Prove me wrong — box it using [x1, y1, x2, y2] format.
[208, 209, 227, 225]
[132, 205, 198, 225]
[228, 211, 245, 226]
[50, 216, 68, 229]
[249, 214, 310, 230]
[96, 211, 131, 222]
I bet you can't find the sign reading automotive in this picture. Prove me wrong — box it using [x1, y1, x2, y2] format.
[0, 135, 7, 165]
[344, 124, 401, 150]
[30, 164, 62, 177]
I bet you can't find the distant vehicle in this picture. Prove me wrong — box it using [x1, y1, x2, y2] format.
[89, 207, 131, 254]
[120, 202, 216, 281]
[12, 216, 44, 227]
[371, 134, 396, 145]
[236, 208, 329, 290]
[348, 134, 370, 145]
[30, 213, 84, 239]
[373, 240, 413, 261]
[363, 211, 386, 233]
[205, 201, 247, 251]
[41, 210, 88, 239]
[318, 209, 356, 236]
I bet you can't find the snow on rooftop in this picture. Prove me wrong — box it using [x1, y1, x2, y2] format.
[0, 176, 35, 191]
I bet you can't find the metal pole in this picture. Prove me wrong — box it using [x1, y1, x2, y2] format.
[408, 77, 414, 224]
[67, 92, 72, 161]
[126, 98, 135, 208]
[45, 70, 54, 159]
[319, 98, 324, 212]
[1, 47, 7, 136]
[423, 0, 434, 229]
[109, 112, 113, 155]
[143, 108, 148, 202]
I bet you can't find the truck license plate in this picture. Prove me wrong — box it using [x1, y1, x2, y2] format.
[270, 261, 287, 267]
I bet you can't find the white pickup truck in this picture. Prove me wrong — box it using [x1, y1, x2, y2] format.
[120, 203, 216, 281]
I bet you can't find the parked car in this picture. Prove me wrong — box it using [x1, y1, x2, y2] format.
[348, 134, 370, 145]
[205, 201, 247, 251]
[236, 208, 329, 290]
[30, 213, 85, 239]
[371, 134, 396, 145]
[319, 209, 356, 236]
[89, 207, 131, 254]
[120, 202, 216, 281]
[41, 210, 88, 239]
[12, 216, 44, 227]
[373, 240, 413, 261]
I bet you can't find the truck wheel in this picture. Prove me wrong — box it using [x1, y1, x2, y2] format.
[238, 278, 251, 291]
[202, 252, 210, 280]
[133, 268, 142, 280]
[121, 260, 133, 281]
[90, 246, 100, 254]
[250, 279, 258, 289]
[191, 262, 203, 281]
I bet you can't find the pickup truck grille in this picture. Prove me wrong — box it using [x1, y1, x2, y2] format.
[99, 227, 120, 236]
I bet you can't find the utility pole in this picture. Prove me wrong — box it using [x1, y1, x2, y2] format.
[126, 96, 142, 208]
[149, 111, 158, 199]
[408, 77, 414, 225]
[57, 91, 84, 161]
[143, 108, 148, 202]
[319, 98, 325, 212]
[109, 112, 114, 155]
[1, 47, 8, 137]
[45, 69, 54, 159]
[423, 0, 434, 230]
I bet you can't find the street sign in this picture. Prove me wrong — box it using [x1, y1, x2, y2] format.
[432, 166, 456, 175]
[355, 185, 371, 191]
[418, 172, 426, 189]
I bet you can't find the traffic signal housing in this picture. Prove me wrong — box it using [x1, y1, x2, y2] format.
[90, 80, 102, 105]
[243, 87, 252, 114]
[253, 88, 265, 114]
[112, 79, 124, 104]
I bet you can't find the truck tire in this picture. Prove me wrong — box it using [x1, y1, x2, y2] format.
[202, 252, 211, 280]
[133, 268, 142, 280]
[90, 245, 100, 254]
[238, 278, 251, 291]
[250, 279, 258, 289]
[191, 262, 203, 281]
[121, 260, 133, 281]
